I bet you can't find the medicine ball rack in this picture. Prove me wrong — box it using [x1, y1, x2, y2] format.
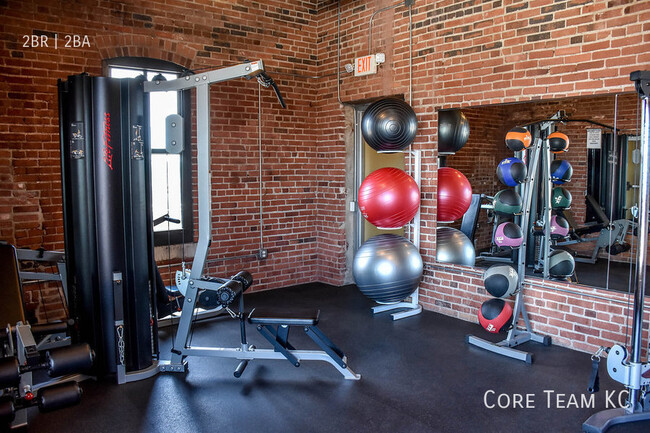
[466, 127, 554, 363]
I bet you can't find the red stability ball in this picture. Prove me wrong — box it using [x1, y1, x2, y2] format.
[437, 167, 472, 222]
[358, 167, 420, 229]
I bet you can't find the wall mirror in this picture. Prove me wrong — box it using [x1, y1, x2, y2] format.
[438, 92, 647, 294]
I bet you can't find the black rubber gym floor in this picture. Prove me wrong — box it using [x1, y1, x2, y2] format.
[573, 261, 650, 294]
[27, 283, 650, 433]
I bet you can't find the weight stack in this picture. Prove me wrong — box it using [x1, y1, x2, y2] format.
[58, 74, 157, 378]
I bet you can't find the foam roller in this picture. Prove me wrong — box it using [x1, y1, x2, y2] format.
[46, 344, 94, 377]
[231, 271, 253, 291]
[37, 382, 82, 412]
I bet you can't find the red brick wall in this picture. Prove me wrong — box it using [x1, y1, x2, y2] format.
[425, 263, 650, 354]
[316, 0, 650, 355]
[0, 0, 321, 320]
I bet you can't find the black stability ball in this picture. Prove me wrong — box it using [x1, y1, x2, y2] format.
[438, 109, 470, 154]
[361, 98, 417, 151]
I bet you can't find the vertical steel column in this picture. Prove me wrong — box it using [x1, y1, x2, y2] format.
[628, 95, 649, 409]
[170, 83, 210, 354]
[409, 149, 421, 308]
[542, 137, 552, 278]
[517, 139, 541, 285]
[192, 83, 211, 278]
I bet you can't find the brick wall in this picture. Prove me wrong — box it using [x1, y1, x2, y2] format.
[2, 0, 650, 355]
[424, 262, 650, 354]
[0, 0, 322, 320]
[316, 0, 650, 355]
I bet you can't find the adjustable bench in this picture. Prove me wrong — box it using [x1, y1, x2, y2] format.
[248, 308, 349, 371]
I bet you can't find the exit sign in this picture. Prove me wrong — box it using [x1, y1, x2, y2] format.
[355, 55, 377, 77]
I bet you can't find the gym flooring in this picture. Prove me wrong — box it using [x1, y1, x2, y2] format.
[28, 283, 650, 433]
[573, 261, 650, 293]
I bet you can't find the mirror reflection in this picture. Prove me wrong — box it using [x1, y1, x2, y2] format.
[439, 93, 647, 293]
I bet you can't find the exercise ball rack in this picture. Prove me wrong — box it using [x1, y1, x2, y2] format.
[369, 149, 422, 320]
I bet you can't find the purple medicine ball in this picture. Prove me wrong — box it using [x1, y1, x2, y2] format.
[550, 215, 570, 239]
[494, 222, 523, 248]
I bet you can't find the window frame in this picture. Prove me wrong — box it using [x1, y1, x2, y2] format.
[105, 57, 193, 246]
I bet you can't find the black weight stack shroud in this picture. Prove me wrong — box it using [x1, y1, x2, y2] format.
[58, 74, 157, 378]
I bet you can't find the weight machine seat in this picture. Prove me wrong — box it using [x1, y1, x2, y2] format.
[551, 246, 577, 256]
[558, 195, 610, 239]
[248, 308, 320, 326]
[0, 243, 26, 325]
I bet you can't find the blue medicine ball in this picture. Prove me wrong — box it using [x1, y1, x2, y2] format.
[551, 160, 573, 185]
[496, 157, 527, 187]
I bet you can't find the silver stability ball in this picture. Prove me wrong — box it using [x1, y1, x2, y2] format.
[436, 227, 476, 266]
[353, 234, 423, 304]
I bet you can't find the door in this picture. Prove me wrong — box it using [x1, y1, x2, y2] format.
[353, 106, 405, 252]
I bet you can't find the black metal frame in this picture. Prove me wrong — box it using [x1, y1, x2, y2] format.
[587, 133, 630, 222]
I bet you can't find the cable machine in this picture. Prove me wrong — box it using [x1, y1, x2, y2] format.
[144, 60, 360, 380]
[582, 71, 650, 432]
[58, 74, 158, 383]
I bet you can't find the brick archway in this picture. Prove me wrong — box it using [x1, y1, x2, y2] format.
[94, 34, 196, 69]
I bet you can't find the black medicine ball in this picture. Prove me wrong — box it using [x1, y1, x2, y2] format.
[551, 160, 573, 185]
[493, 189, 522, 215]
[505, 127, 532, 151]
[496, 157, 527, 187]
[548, 132, 569, 153]
[548, 249, 575, 278]
[483, 264, 518, 298]
[552, 187, 572, 209]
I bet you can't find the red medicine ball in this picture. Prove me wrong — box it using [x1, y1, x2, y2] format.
[358, 167, 420, 229]
[437, 167, 472, 222]
[478, 298, 513, 333]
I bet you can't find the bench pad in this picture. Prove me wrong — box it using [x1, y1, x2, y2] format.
[248, 308, 320, 326]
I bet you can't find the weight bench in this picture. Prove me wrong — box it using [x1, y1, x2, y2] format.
[161, 270, 360, 380]
[248, 308, 349, 371]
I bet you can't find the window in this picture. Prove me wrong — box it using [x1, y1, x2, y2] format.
[107, 58, 193, 246]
